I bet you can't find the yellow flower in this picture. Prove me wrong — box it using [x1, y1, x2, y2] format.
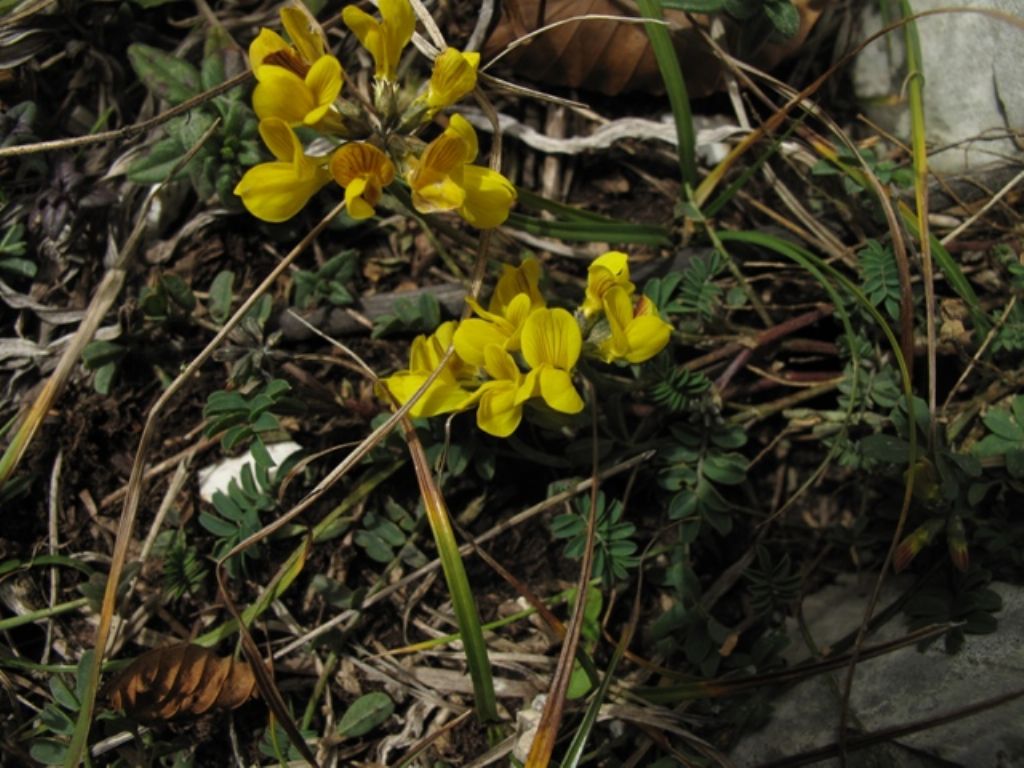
[233, 118, 331, 222]
[329, 142, 396, 220]
[472, 345, 528, 437]
[249, 7, 344, 128]
[490, 258, 545, 315]
[379, 321, 476, 417]
[407, 124, 473, 214]
[458, 165, 517, 229]
[424, 48, 480, 111]
[453, 258, 544, 368]
[582, 250, 635, 318]
[454, 293, 533, 366]
[407, 114, 517, 229]
[597, 288, 673, 364]
[252, 55, 343, 127]
[342, 0, 415, 81]
[518, 308, 584, 414]
[250, 6, 327, 68]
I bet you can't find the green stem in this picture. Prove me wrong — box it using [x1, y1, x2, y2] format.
[0, 596, 89, 631]
[422, 483, 498, 723]
[636, 0, 697, 190]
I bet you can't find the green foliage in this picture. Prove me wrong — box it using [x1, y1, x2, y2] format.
[990, 250, 1024, 353]
[904, 567, 1002, 654]
[647, 363, 711, 414]
[812, 143, 914, 197]
[81, 339, 128, 396]
[649, 604, 731, 676]
[973, 395, 1024, 479]
[659, 0, 801, 42]
[198, 440, 300, 578]
[140, 273, 197, 320]
[216, 294, 279, 384]
[29, 653, 98, 764]
[203, 378, 297, 452]
[551, 491, 640, 585]
[677, 251, 725, 321]
[155, 530, 209, 600]
[658, 419, 749, 538]
[259, 691, 392, 760]
[336, 692, 395, 738]
[207, 269, 235, 325]
[643, 271, 686, 315]
[293, 250, 358, 309]
[566, 586, 603, 699]
[745, 545, 801, 618]
[858, 239, 902, 321]
[992, 302, 1024, 353]
[0, 221, 34, 280]
[259, 720, 317, 762]
[836, 342, 902, 414]
[371, 292, 442, 338]
[354, 498, 426, 566]
[126, 32, 259, 207]
[79, 271, 203, 394]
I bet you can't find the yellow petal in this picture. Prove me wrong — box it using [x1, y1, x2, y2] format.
[491, 258, 544, 314]
[342, 0, 414, 80]
[379, 0, 415, 79]
[446, 113, 479, 164]
[622, 315, 672, 363]
[426, 48, 480, 110]
[341, 6, 380, 57]
[592, 250, 630, 277]
[411, 174, 466, 214]
[382, 373, 469, 417]
[537, 366, 584, 414]
[418, 131, 472, 177]
[344, 177, 375, 219]
[330, 142, 395, 188]
[521, 308, 581, 372]
[253, 66, 315, 123]
[280, 5, 326, 64]
[249, 28, 290, 69]
[258, 117, 301, 162]
[603, 285, 634, 352]
[453, 318, 508, 367]
[458, 164, 516, 229]
[482, 344, 521, 383]
[233, 161, 329, 223]
[476, 381, 522, 437]
[583, 250, 634, 316]
[303, 55, 344, 125]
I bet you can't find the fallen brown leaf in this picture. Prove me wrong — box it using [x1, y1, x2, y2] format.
[105, 644, 256, 720]
[483, 0, 825, 96]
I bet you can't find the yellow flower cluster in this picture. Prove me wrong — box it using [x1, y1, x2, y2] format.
[380, 253, 673, 437]
[233, 1, 515, 228]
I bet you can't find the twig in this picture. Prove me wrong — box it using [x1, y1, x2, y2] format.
[465, 0, 497, 52]
[940, 167, 1024, 246]
[44, 450, 62, 667]
[0, 72, 249, 160]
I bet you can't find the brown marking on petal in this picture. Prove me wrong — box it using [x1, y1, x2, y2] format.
[263, 49, 310, 78]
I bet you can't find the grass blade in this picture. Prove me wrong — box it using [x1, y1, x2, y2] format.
[636, 0, 697, 189]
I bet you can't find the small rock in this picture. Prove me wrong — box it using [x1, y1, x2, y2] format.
[852, 0, 1024, 175]
[731, 577, 1024, 767]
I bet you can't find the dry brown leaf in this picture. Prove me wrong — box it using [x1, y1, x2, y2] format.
[483, 0, 824, 97]
[105, 644, 256, 720]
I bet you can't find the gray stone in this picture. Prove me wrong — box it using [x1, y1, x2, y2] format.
[852, 0, 1024, 175]
[730, 578, 1024, 767]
